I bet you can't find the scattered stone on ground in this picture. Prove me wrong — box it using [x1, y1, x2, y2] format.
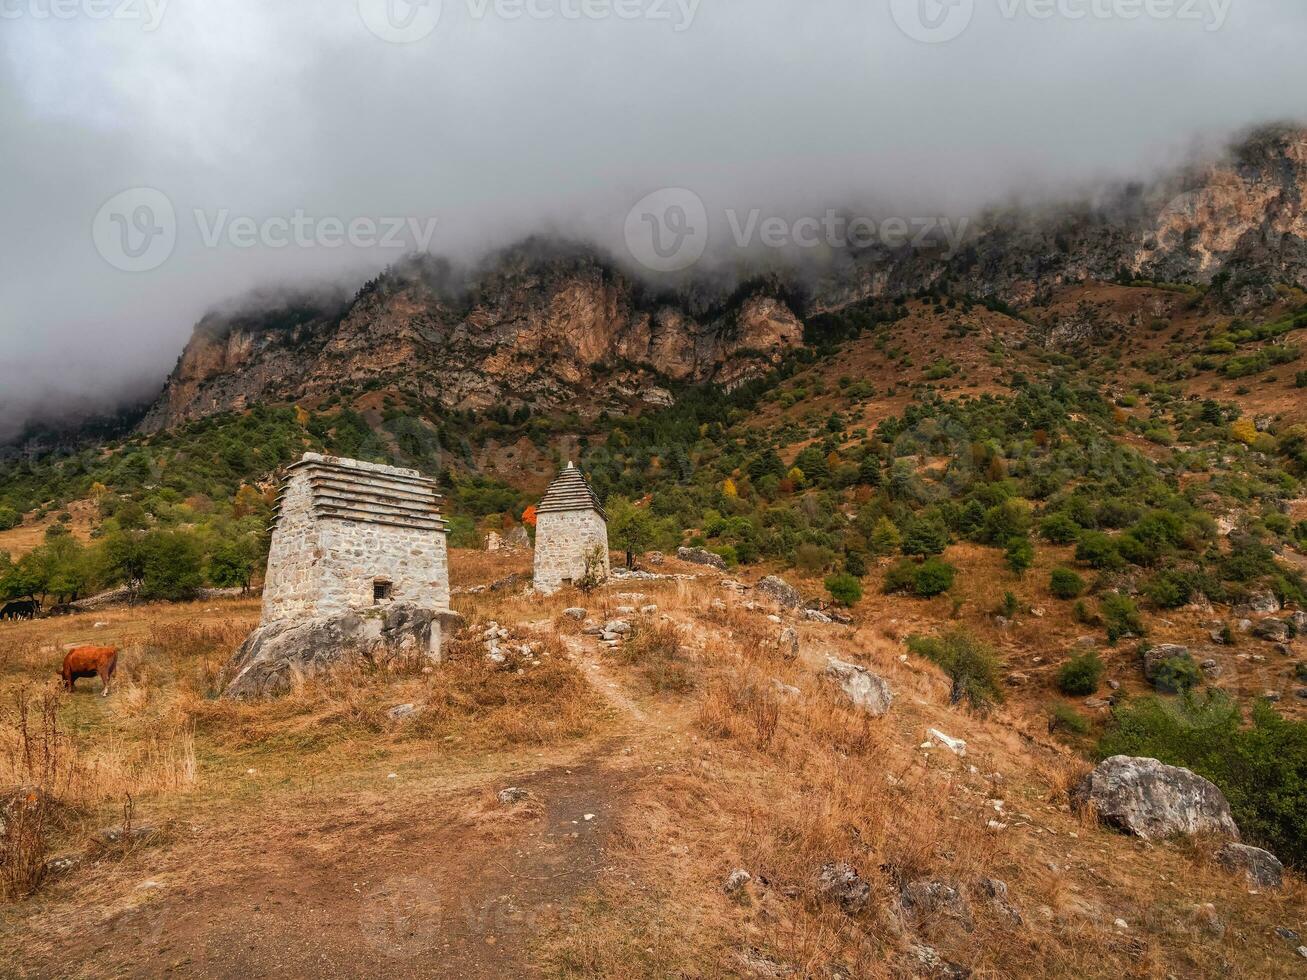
[756, 575, 801, 609]
[823, 656, 893, 717]
[677, 547, 727, 570]
[1216, 842, 1284, 889]
[816, 862, 870, 914]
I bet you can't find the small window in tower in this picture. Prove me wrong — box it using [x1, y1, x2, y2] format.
[373, 579, 393, 604]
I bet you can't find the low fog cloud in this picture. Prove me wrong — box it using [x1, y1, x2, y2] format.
[3, 0, 1306, 439]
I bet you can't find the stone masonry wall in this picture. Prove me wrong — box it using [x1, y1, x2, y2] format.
[314, 518, 450, 617]
[261, 473, 321, 623]
[262, 459, 450, 624]
[533, 509, 610, 594]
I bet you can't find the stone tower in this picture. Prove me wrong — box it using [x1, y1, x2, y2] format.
[532, 462, 609, 594]
[262, 453, 451, 623]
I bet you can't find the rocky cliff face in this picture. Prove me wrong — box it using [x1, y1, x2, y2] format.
[812, 125, 1307, 313]
[139, 246, 804, 432]
[141, 127, 1307, 433]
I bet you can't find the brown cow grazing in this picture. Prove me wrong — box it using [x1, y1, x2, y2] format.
[59, 646, 118, 696]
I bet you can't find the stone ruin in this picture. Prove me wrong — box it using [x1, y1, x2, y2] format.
[223, 453, 459, 698]
[532, 462, 610, 595]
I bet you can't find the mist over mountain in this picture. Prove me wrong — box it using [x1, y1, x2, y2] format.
[4, 1, 1307, 440]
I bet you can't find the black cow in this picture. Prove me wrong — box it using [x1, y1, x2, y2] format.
[1, 600, 41, 621]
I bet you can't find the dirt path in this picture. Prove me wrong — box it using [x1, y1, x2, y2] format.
[5, 609, 695, 979]
[8, 753, 635, 980]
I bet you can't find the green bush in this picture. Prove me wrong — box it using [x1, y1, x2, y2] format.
[1049, 567, 1085, 600]
[0, 507, 20, 532]
[139, 530, 204, 602]
[1004, 537, 1034, 575]
[1100, 692, 1307, 868]
[1101, 594, 1144, 644]
[1150, 654, 1202, 694]
[903, 513, 950, 557]
[1039, 512, 1081, 545]
[907, 629, 1005, 712]
[1057, 650, 1104, 696]
[1050, 703, 1090, 736]
[914, 558, 957, 597]
[883, 560, 918, 595]
[824, 573, 863, 607]
[1076, 531, 1122, 570]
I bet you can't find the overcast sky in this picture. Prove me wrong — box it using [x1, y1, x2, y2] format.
[2, 0, 1306, 439]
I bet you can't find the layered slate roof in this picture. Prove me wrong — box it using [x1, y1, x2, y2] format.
[272, 453, 447, 532]
[537, 462, 605, 520]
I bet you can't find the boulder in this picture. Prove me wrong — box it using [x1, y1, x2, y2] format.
[1253, 619, 1292, 644]
[1290, 610, 1307, 633]
[387, 703, 422, 722]
[497, 787, 531, 806]
[1246, 592, 1282, 614]
[824, 657, 893, 717]
[563, 608, 587, 621]
[1073, 756, 1240, 841]
[677, 547, 726, 570]
[756, 575, 801, 610]
[816, 862, 870, 914]
[908, 944, 970, 980]
[723, 869, 752, 896]
[977, 877, 1022, 926]
[778, 627, 799, 659]
[927, 729, 967, 757]
[1216, 842, 1283, 889]
[803, 608, 833, 624]
[1141, 644, 1190, 682]
[900, 880, 972, 927]
[222, 604, 462, 699]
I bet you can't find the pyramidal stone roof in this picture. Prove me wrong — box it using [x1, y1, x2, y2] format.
[272, 453, 447, 532]
[537, 462, 605, 520]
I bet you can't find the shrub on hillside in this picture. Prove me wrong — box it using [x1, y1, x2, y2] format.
[1100, 593, 1144, 644]
[1049, 567, 1085, 600]
[1075, 531, 1123, 570]
[824, 573, 863, 607]
[907, 629, 1004, 712]
[1004, 536, 1034, 575]
[1039, 512, 1081, 545]
[1057, 650, 1104, 696]
[1100, 692, 1307, 868]
[0, 507, 20, 532]
[914, 558, 957, 597]
[1150, 653, 1203, 694]
[902, 513, 950, 558]
[1049, 703, 1090, 736]
[883, 557, 956, 598]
